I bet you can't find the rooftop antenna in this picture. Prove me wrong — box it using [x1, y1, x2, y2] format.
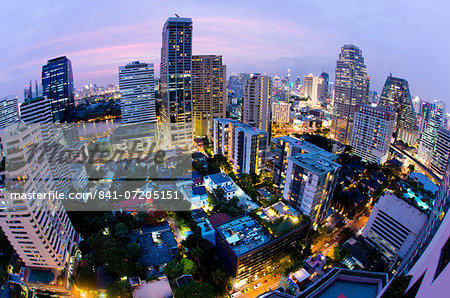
[175, 13, 180, 17]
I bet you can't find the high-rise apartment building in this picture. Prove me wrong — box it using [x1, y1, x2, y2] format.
[430, 127, 450, 179]
[20, 96, 53, 123]
[242, 74, 272, 134]
[417, 101, 445, 165]
[119, 61, 157, 124]
[213, 118, 268, 175]
[303, 74, 323, 107]
[271, 101, 291, 124]
[350, 104, 396, 164]
[283, 147, 341, 227]
[42, 56, 74, 123]
[0, 96, 19, 129]
[0, 123, 77, 270]
[272, 136, 339, 193]
[378, 75, 417, 145]
[160, 17, 193, 148]
[192, 55, 226, 137]
[330, 44, 369, 144]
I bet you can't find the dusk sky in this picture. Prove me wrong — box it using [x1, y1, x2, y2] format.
[1, 0, 449, 103]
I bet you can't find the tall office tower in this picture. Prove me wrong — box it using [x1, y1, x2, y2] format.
[160, 17, 193, 148]
[118, 61, 157, 124]
[378, 75, 417, 145]
[320, 72, 329, 98]
[213, 119, 268, 175]
[0, 123, 77, 270]
[271, 101, 291, 124]
[272, 136, 339, 194]
[330, 44, 369, 144]
[350, 104, 396, 164]
[430, 128, 450, 179]
[412, 96, 422, 115]
[417, 101, 445, 165]
[42, 56, 74, 123]
[192, 55, 227, 137]
[0, 96, 19, 129]
[242, 74, 272, 134]
[362, 190, 428, 262]
[283, 146, 341, 227]
[20, 96, 53, 123]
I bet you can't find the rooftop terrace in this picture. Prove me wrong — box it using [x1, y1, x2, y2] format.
[217, 214, 272, 256]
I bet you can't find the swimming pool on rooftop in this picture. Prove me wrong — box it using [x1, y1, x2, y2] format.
[404, 188, 430, 210]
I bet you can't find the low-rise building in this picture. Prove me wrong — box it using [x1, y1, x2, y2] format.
[215, 212, 309, 283]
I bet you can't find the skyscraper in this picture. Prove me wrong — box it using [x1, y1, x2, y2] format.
[0, 123, 77, 270]
[303, 74, 323, 107]
[192, 55, 226, 137]
[20, 96, 53, 123]
[378, 75, 417, 144]
[42, 56, 74, 123]
[330, 44, 369, 144]
[430, 127, 450, 179]
[119, 61, 156, 124]
[350, 104, 396, 164]
[160, 16, 193, 148]
[242, 74, 272, 134]
[320, 71, 329, 98]
[0, 96, 19, 129]
[417, 101, 445, 165]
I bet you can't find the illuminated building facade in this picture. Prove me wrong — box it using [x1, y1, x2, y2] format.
[330, 44, 369, 144]
[119, 61, 157, 124]
[42, 56, 74, 122]
[160, 17, 193, 147]
[192, 55, 226, 137]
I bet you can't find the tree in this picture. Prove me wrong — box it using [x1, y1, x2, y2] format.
[162, 260, 184, 280]
[107, 280, 133, 298]
[70, 266, 96, 291]
[175, 282, 215, 298]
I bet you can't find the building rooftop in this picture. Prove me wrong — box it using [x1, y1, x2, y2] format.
[288, 152, 341, 176]
[208, 213, 231, 228]
[206, 172, 233, 185]
[136, 222, 177, 267]
[216, 214, 272, 256]
[272, 136, 338, 161]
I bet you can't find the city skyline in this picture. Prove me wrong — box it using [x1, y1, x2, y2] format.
[1, 0, 449, 103]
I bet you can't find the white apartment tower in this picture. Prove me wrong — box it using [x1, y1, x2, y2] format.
[0, 96, 20, 129]
[350, 104, 396, 164]
[119, 61, 157, 124]
[303, 74, 324, 107]
[213, 118, 268, 175]
[0, 123, 76, 269]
